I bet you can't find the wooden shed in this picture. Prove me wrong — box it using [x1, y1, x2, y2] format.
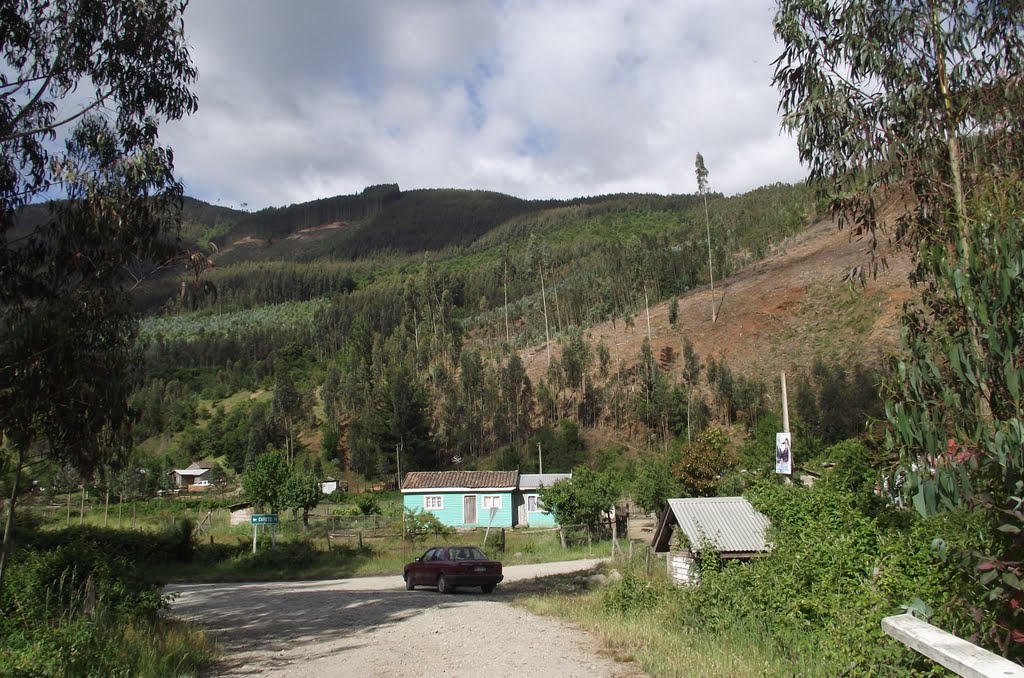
[651, 497, 771, 585]
[228, 501, 254, 527]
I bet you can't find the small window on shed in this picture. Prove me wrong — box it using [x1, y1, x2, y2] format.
[527, 495, 544, 512]
[482, 495, 502, 509]
[424, 495, 443, 511]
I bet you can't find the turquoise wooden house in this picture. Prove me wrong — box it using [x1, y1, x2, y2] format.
[515, 473, 571, 527]
[402, 471, 518, 528]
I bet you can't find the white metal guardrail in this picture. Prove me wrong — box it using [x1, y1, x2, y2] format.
[882, 613, 1024, 678]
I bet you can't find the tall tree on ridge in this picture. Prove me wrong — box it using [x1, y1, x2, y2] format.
[526, 232, 552, 365]
[695, 152, 716, 323]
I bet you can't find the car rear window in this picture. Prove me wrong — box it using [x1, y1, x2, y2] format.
[451, 548, 487, 560]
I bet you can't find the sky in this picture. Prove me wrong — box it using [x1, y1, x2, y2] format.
[161, 0, 807, 211]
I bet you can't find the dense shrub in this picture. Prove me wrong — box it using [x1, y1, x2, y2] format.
[672, 481, 991, 675]
[602, 571, 664, 616]
[0, 522, 213, 676]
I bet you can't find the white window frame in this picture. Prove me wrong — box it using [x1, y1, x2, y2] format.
[423, 495, 444, 511]
[482, 495, 502, 509]
[527, 494, 544, 512]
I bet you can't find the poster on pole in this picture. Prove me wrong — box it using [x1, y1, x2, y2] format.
[775, 432, 792, 475]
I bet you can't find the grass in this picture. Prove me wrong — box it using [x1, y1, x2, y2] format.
[165, 523, 607, 583]
[23, 495, 608, 582]
[512, 557, 811, 678]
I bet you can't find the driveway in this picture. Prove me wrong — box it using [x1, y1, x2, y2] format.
[167, 558, 646, 677]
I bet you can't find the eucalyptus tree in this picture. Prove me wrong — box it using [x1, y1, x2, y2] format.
[525, 232, 552, 365]
[695, 153, 715, 322]
[271, 369, 303, 466]
[774, 0, 1024, 654]
[0, 0, 197, 594]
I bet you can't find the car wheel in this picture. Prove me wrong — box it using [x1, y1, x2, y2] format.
[481, 584, 495, 594]
[437, 574, 453, 594]
[405, 574, 415, 591]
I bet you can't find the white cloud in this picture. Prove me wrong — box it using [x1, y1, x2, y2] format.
[161, 0, 806, 210]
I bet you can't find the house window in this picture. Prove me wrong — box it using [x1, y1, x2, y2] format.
[482, 495, 502, 509]
[527, 495, 544, 512]
[424, 495, 443, 511]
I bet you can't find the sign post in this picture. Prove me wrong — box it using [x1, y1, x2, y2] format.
[251, 513, 279, 553]
[776, 371, 793, 475]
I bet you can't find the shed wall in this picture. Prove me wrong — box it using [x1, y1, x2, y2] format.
[668, 551, 699, 586]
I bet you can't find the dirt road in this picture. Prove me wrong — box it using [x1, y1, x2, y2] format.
[167, 559, 645, 677]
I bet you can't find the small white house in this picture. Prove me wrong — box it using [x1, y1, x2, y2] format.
[171, 462, 211, 488]
[651, 496, 771, 585]
[321, 478, 339, 494]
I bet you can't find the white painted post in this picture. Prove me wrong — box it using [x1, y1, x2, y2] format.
[881, 614, 1024, 678]
[781, 371, 790, 434]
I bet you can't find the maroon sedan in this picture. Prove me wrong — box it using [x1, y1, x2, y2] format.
[403, 546, 503, 594]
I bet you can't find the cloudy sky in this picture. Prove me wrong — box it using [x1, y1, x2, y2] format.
[161, 1, 806, 210]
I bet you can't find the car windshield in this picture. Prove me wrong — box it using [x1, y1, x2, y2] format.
[450, 547, 487, 561]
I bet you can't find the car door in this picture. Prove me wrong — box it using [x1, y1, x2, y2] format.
[414, 548, 435, 586]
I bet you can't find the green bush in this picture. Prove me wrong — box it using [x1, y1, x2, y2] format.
[602, 571, 666, 616]
[671, 480, 991, 675]
[0, 524, 215, 676]
[355, 493, 380, 516]
[404, 508, 454, 543]
[245, 538, 320, 569]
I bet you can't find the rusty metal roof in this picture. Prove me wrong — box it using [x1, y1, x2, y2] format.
[401, 471, 518, 491]
[652, 497, 771, 555]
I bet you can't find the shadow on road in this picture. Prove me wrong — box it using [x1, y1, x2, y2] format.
[167, 562, 604, 675]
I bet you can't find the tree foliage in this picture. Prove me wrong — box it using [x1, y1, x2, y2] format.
[243, 450, 289, 514]
[0, 0, 196, 595]
[673, 428, 736, 498]
[774, 0, 1024, 658]
[538, 466, 621, 530]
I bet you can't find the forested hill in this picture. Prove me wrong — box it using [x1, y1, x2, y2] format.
[131, 176, 910, 486]
[142, 182, 812, 313]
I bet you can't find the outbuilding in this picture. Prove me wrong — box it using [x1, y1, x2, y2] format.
[651, 496, 771, 585]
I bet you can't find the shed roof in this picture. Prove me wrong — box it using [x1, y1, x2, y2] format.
[518, 473, 572, 490]
[402, 471, 518, 492]
[172, 468, 209, 477]
[652, 497, 771, 555]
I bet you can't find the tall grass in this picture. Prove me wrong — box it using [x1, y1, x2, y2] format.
[1, 521, 217, 677]
[517, 564, 800, 677]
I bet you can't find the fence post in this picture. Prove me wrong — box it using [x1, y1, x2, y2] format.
[499, 528, 506, 553]
[645, 545, 652, 577]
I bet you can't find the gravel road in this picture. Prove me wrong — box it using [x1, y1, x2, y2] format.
[167, 559, 646, 677]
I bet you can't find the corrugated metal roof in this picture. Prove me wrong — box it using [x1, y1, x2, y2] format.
[659, 497, 770, 554]
[518, 473, 572, 490]
[402, 470, 518, 491]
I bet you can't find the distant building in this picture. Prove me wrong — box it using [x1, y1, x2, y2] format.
[171, 461, 214, 488]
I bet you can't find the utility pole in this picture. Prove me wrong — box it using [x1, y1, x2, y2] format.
[538, 443, 543, 475]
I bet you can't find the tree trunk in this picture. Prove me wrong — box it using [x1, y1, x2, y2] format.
[644, 284, 652, 342]
[540, 268, 551, 365]
[0, 443, 26, 598]
[703, 192, 716, 323]
[503, 260, 510, 347]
